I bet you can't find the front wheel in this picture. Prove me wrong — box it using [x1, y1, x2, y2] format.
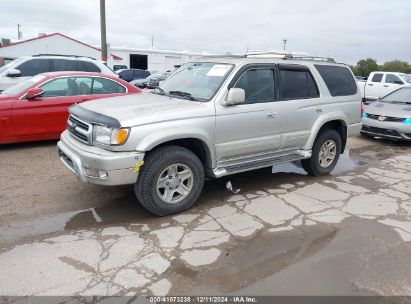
[302, 129, 342, 176]
[134, 145, 204, 216]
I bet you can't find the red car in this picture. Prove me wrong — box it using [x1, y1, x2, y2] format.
[0, 72, 140, 144]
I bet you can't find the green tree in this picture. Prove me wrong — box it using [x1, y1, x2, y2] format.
[355, 58, 379, 78]
[380, 60, 411, 74]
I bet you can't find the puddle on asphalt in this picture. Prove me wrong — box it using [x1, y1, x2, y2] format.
[271, 150, 367, 176]
[170, 223, 338, 294]
[0, 199, 152, 245]
[172, 218, 400, 296]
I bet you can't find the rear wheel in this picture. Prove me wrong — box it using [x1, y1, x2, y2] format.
[302, 129, 342, 176]
[134, 145, 204, 216]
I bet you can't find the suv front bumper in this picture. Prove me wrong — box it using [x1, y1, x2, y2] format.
[57, 131, 145, 186]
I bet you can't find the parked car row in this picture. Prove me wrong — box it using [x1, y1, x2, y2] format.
[0, 54, 117, 92]
[2, 52, 410, 216]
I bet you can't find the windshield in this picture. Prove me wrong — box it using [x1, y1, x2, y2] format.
[380, 87, 411, 104]
[1, 75, 46, 96]
[158, 62, 234, 101]
[402, 74, 411, 84]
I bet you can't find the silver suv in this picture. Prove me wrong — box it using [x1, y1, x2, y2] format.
[57, 53, 362, 216]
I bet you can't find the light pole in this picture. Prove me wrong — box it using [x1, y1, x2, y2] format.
[100, 0, 107, 62]
[283, 39, 287, 51]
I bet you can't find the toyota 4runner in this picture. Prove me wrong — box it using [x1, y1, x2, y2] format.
[57, 53, 362, 216]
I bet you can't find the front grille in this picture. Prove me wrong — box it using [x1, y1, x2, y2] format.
[67, 115, 92, 145]
[361, 125, 401, 138]
[366, 114, 405, 122]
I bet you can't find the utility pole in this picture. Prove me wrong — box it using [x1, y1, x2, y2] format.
[99, 0, 107, 62]
[151, 36, 154, 48]
[283, 39, 287, 51]
[17, 24, 22, 40]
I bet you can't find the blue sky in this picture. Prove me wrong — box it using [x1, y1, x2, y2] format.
[1, 0, 410, 64]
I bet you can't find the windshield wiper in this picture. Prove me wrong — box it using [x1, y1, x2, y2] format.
[385, 100, 411, 105]
[168, 90, 198, 101]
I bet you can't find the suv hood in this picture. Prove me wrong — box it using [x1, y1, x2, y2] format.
[366, 101, 411, 118]
[78, 92, 203, 127]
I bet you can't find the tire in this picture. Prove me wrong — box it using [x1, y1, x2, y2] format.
[134, 145, 204, 216]
[302, 129, 342, 176]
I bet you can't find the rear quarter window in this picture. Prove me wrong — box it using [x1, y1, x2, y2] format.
[315, 65, 357, 96]
[77, 61, 101, 73]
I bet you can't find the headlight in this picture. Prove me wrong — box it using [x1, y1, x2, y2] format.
[93, 125, 129, 145]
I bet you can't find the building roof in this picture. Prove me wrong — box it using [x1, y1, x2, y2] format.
[0, 33, 122, 61]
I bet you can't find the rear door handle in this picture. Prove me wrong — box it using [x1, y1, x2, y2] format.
[266, 112, 278, 118]
[383, 85, 389, 87]
[316, 108, 325, 113]
[368, 84, 374, 86]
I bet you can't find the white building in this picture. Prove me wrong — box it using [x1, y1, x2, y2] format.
[0, 33, 214, 72]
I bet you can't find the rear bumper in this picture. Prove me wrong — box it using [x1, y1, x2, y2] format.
[361, 118, 411, 140]
[57, 131, 145, 185]
[347, 122, 362, 137]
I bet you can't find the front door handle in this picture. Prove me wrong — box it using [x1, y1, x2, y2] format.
[368, 84, 374, 86]
[383, 85, 389, 87]
[266, 112, 278, 118]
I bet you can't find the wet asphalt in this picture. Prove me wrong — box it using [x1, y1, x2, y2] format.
[0, 135, 411, 297]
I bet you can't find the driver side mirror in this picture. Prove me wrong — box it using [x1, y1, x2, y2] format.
[394, 80, 404, 85]
[223, 88, 245, 106]
[6, 68, 21, 78]
[135, 83, 145, 89]
[26, 88, 44, 99]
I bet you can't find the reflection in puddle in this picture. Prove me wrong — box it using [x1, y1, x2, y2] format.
[271, 150, 366, 176]
[0, 200, 151, 244]
[175, 224, 338, 295]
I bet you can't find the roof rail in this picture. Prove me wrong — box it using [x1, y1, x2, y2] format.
[285, 55, 335, 63]
[32, 54, 97, 60]
[245, 51, 291, 59]
[200, 54, 246, 59]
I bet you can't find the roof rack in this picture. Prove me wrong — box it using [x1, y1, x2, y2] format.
[244, 51, 335, 62]
[32, 54, 97, 60]
[245, 51, 291, 59]
[286, 55, 335, 63]
[200, 54, 246, 59]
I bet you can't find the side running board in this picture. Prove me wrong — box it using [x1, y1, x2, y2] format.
[212, 150, 311, 178]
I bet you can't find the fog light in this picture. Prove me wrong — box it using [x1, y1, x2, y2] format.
[84, 167, 108, 178]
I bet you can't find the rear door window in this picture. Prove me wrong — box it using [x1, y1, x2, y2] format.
[279, 68, 319, 100]
[77, 61, 101, 73]
[315, 65, 357, 96]
[385, 74, 403, 84]
[371, 73, 383, 83]
[92, 77, 126, 94]
[17, 59, 51, 77]
[51, 59, 77, 72]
